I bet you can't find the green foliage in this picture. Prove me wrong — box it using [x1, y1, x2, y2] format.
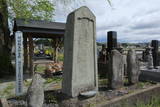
[24, 80, 31, 87]
[57, 53, 64, 61]
[35, 65, 46, 73]
[0, 83, 14, 97]
[137, 82, 151, 88]
[44, 77, 62, 84]
[45, 93, 57, 104]
[136, 97, 160, 107]
[99, 79, 108, 86]
[107, 0, 112, 6]
[6, 0, 54, 21]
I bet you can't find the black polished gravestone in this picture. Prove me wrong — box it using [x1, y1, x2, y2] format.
[107, 31, 117, 53]
[151, 40, 159, 68]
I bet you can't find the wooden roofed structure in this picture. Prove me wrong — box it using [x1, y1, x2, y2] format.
[13, 19, 66, 75]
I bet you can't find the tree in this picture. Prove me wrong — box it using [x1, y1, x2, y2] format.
[0, 0, 54, 75]
[0, 0, 111, 75]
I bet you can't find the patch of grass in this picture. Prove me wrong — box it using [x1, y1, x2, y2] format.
[44, 77, 62, 84]
[1, 83, 14, 97]
[5, 83, 14, 91]
[45, 94, 57, 104]
[99, 79, 108, 86]
[124, 78, 129, 85]
[85, 103, 96, 107]
[137, 82, 151, 88]
[137, 82, 145, 88]
[136, 97, 160, 107]
[58, 53, 64, 61]
[35, 65, 46, 73]
[24, 80, 31, 87]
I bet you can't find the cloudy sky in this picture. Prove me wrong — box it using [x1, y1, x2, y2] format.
[54, 0, 160, 43]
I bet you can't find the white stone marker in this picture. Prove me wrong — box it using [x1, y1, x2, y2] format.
[15, 31, 24, 96]
[62, 6, 98, 97]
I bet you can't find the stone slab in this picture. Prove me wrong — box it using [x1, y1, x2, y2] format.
[139, 68, 160, 82]
[62, 6, 98, 97]
[108, 50, 124, 89]
[127, 49, 140, 84]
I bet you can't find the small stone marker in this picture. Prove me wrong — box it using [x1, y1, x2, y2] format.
[15, 31, 24, 96]
[146, 46, 154, 69]
[127, 49, 140, 84]
[108, 50, 124, 89]
[62, 6, 98, 97]
[27, 74, 44, 107]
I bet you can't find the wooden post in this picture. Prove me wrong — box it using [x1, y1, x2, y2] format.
[52, 38, 60, 63]
[28, 35, 34, 76]
[55, 38, 58, 62]
[23, 33, 28, 73]
[52, 39, 56, 62]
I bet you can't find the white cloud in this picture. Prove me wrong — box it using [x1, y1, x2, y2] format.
[54, 0, 160, 43]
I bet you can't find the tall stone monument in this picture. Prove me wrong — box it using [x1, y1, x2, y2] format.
[62, 6, 98, 97]
[107, 31, 117, 53]
[127, 49, 140, 84]
[151, 40, 159, 68]
[108, 50, 124, 89]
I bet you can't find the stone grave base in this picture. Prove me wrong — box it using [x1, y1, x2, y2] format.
[139, 67, 160, 82]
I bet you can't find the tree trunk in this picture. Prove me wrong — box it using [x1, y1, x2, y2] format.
[0, 0, 13, 75]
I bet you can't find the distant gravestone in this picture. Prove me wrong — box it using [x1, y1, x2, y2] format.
[107, 31, 117, 53]
[127, 49, 140, 84]
[108, 50, 124, 89]
[62, 6, 98, 97]
[151, 40, 159, 68]
[146, 46, 154, 69]
[123, 55, 127, 76]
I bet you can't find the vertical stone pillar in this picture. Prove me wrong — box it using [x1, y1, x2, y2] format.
[151, 40, 159, 68]
[107, 31, 117, 53]
[62, 6, 98, 97]
[108, 50, 124, 89]
[127, 49, 140, 84]
[15, 31, 24, 96]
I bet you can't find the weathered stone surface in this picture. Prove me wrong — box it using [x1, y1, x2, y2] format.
[147, 50, 154, 69]
[62, 6, 98, 97]
[27, 74, 44, 107]
[127, 49, 140, 84]
[0, 98, 9, 107]
[108, 50, 124, 89]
